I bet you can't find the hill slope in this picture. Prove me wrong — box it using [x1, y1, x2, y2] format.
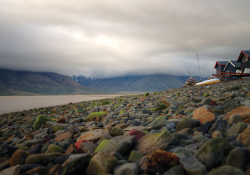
[73, 74, 185, 92]
[0, 69, 102, 96]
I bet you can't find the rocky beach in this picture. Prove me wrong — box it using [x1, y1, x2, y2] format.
[1, 79, 250, 175]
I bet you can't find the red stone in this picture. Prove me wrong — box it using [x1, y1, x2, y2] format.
[44, 137, 51, 144]
[74, 140, 88, 153]
[209, 101, 217, 106]
[128, 129, 145, 141]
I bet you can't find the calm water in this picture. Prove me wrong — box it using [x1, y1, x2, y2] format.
[0, 95, 120, 114]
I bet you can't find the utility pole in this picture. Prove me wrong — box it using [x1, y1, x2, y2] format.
[196, 51, 202, 81]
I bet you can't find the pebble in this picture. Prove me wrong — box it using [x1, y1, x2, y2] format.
[1, 79, 250, 174]
[114, 163, 139, 175]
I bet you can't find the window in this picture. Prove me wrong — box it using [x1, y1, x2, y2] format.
[243, 55, 248, 62]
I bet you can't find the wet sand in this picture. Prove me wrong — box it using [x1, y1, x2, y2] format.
[0, 95, 120, 114]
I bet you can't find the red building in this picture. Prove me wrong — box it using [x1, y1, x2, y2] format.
[214, 61, 227, 76]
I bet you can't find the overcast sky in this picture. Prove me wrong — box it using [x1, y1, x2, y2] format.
[0, 0, 250, 78]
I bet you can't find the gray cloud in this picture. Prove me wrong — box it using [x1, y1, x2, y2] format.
[0, 0, 250, 78]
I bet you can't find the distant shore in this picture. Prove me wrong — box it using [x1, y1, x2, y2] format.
[0, 95, 121, 114]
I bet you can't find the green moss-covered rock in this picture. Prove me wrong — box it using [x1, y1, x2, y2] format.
[128, 150, 143, 163]
[134, 131, 174, 155]
[95, 140, 113, 153]
[62, 155, 92, 175]
[110, 127, 124, 136]
[8, 112, 15, 119]
[147, 108, 157, 111]
[53, 125, 65, 133]
[33, 115, 50, 130]
[75, 107, 84, 113]
[87, 152, 118, 175]
[43, 108, 49, 112]
[143, 92, 149, 97]
[45, 144, 63, 153]
[41, 140, 55, 153]
[148, 116, 168, 127]
[119, 110, 124, 115]
[95, 139, 132, 156]
[204, 92, 210, 97]
[87, 111, 107, 121]
[101, 99, 110, 105]
[191, 99, 201, 103]
[154, 103, 167, 112]
[195, 138, 233, 171]
[176, 92, 180, 97]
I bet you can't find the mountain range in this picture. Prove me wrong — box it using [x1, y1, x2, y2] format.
[72, 74, 186, 92]
[0, 69, 192, 96]
[0, 69, 101, 96]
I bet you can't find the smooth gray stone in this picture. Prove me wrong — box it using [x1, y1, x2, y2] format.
[208, 119, 230, 134]
[114, 163, 139, 175]
[163, 165, 187, 175]
[206, 165, 244, 175]
[179, 155, 207, 175]
[225, 147, 246, 171]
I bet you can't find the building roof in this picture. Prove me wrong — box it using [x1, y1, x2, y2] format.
[223, 60, 242, 71]
[214, 61, 228, 69]
[230, 61, 241, 67]
[237, 50, 250, 62]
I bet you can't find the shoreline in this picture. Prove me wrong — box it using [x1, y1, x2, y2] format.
[0, 95, 121, 114]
